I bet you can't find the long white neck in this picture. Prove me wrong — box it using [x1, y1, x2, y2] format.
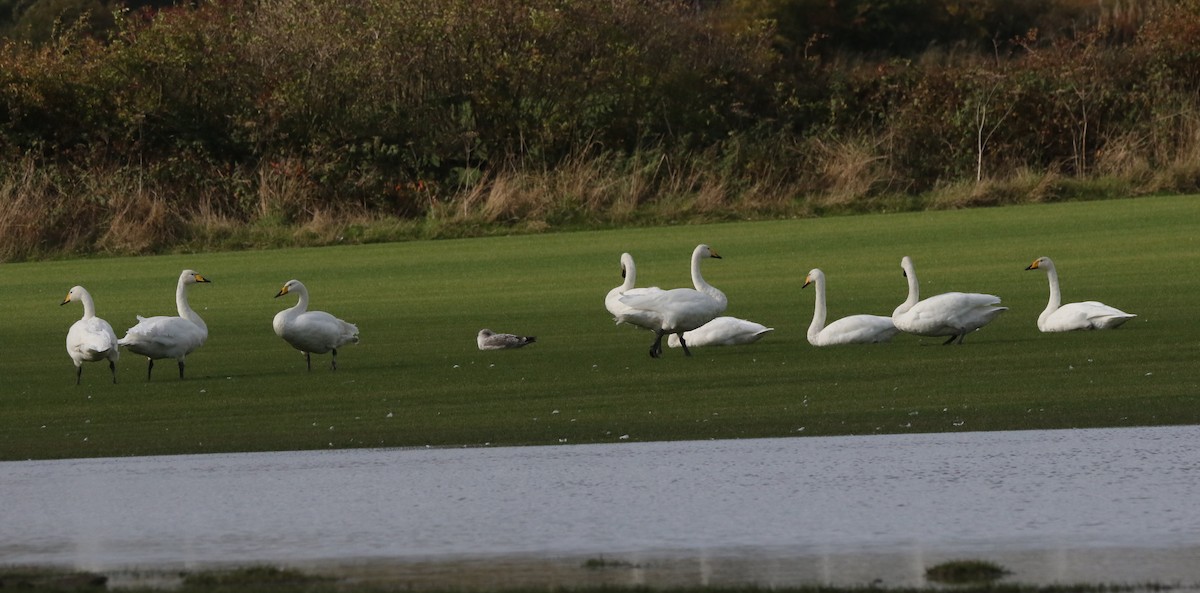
[176, 278, 205, 331]
[620, 254, 636, 292]
[1042, 264, 1062, 316]
[894, 259, 921, 316]
[291, 287, 310, 314]
[807, 274, 827, 343]
[691, 247, 726, 307]
[77, 289, 97, 320]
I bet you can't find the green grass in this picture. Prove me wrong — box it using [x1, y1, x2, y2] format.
[1, 195, 1198, 461]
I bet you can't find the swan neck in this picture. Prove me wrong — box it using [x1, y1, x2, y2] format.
[899, 265, 920, 312]
[1044, 267, 1062, 313]
[808, 276, 827, 342]
[622, 260, 636, 292]
[80, 291, 97, 319]
[690, 249, 709, 292]
[177, 279, 205, 330]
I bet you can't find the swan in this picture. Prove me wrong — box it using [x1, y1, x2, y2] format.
[477, 329, 536, 350]
[666, 316, 772, 348]
[891, 256, 1007, 345]
[604, 252, 664, 330]
[802, 268, 899, 346]
[618, 244, 727, 357]
[273, 279, 360, 370]
[1025, 256, 1136, 331]
[119, 269, 211, 380]
[61, 285, 119, 384]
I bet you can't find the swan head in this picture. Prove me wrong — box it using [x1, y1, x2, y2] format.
[695, 244, 722, 260]
[61, 285, 87, 306]
[1026, 256, 1054, 272]
[802, 268, 823, 289]
[900, 256, 915, 277]
[181, 269, 211, 285]
[275, 279, 306, 298]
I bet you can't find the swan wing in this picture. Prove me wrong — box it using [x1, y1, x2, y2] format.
[667, 316, 773, 347]
[119, 315, 207, 358]
[895, 292, 1006, 336]
[67, 318, 120, 363]
[815, 315, 899, 346]
[608, 286, 665, 327]
[282, 311, 360, 353]
[1042, 301, 1136, 332]
[619, 288, 724, 332]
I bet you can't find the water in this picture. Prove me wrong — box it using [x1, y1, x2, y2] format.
[2, 426, 1199, 588]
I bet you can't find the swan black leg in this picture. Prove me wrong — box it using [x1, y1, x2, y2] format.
[649, 331, 665, 358]
[305, 352, 312, 371]
[178, 360, 185, 379]
[147, 358, 154, 381]
[942, 334, 958, 345]
[109, 360, 117, 384]
[678, 334, 692, 357]
[331, 349, 338, 371]
[75, 366, 82, 386]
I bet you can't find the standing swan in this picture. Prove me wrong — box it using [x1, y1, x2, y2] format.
[604, 252, 663, 330]
[891, 256, 1006, 345]
[119, 269, 211, 380]
[1025, 256, 1136, 331]
[618, 244, 727, 358]
[802, 269, 898, 346]
[61, 285, 119, 385]
[274, 279, 359, 371]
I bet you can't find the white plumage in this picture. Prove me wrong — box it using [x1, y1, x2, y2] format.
[477, 329, 536, 350]
[62, 285, 119, 385]
[666, 316, 772, 348]
[118, 269, 210, 380]
[891, 256, 1007, 345]
[604, 252, 664, 330]
[618, 244, 727, 357]
[803, 268, 899, 346]
[1026, 256, 1136, 332]
[273, 279, 360, 370]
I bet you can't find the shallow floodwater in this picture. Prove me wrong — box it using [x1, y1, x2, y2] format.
[2, 426, 1200, 588]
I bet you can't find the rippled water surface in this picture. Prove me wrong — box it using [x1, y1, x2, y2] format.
[3, 426, 1199, 588]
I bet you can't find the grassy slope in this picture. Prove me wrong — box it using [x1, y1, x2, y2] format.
[1, 195, 1197, 461]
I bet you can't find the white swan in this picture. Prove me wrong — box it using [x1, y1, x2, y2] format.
[61, 285, 119, 385]
[666, 316, 772, 347]
[891, 256, 1007, 345]
[618, 244, 727, 357]
[477, 329, 536, 350]
[274, 279, 360, 370]
[604, 252, 663, 330]
[1026, 256, 1136, 332]
[119, 269, 211, 380]
[802, 268, 899, 346]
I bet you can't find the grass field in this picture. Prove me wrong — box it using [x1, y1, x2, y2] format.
[1, 195, 1197, 462]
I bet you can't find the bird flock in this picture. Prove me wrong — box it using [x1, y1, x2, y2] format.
[604, 245, 1135, 357]
[61, 248, 1136, 383]
[62, 271, 359, 384]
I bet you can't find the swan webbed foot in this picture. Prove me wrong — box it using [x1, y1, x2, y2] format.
[649, 331, 665, 358]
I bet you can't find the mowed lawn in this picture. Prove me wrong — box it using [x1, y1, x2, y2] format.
[1, 195, 1197, 461]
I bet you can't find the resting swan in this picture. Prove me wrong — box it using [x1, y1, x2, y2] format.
[61, 285, 119, 385]
[604, 252, 663, 330]
[1026, 256, 1136, 331]
[274, 279, 360, 370]
[802, 268, 898, 346]
[119, 269, 210, 380]
[667, 316, 772, 348]
[891, 256, 1007, 345]
[618, 244, 727, 357]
